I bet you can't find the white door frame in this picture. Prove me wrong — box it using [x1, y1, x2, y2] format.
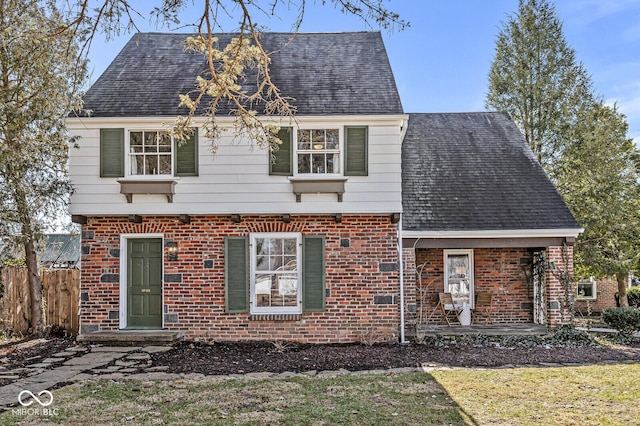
[119, 233, 165, 329]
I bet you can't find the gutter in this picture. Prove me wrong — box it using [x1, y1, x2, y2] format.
[402, 228, 584, 240]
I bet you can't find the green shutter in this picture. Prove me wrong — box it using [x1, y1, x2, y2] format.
[175, 128, 199, 176]
[303, 236, 325, 312]
[225, 236, 249, 313]
[100, 128, 124, 177]
[344, 126, 368, 176]
[269, 127, 293, 176]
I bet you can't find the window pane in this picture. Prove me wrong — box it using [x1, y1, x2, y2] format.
[144, 132, 158, 153]
[578, 282, 594, 298]
[447, 254, 471, 306]
[159, 155, 171, 174]
[145, 155, 158, 175]
[278, 274, 298, 306]
[327, 154, 335, 173]
[131, 155, 144, 175]
[312, 153, 326, 173]
[130, 132, 143, 149]
[158, 132, 171, 148]
[297, 130, 310, 150]
[298, 154, 311, 173]
[284, 239, 297, 255]
[326, 129, 339, 149]
[312, 130, 325, 145]
[255, 274, 272, 306]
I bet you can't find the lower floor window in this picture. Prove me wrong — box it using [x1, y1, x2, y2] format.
[251, 233, 302, 313]
[577, 278, 596, 300]
[444, 249, 474, 308]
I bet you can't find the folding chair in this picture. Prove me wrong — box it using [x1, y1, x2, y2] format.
[429, 292, 461, 326]
[473, 292, 493, 324]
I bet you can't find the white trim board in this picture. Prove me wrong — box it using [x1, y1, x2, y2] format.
[119, 233, 165, 329]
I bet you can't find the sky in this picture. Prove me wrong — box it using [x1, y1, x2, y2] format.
[86, 0, 640, 144]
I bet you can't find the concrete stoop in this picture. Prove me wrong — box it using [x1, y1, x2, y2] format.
[76, 330, 184, 345]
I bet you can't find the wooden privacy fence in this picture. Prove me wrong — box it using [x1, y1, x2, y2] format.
[0, 266, 80, 336]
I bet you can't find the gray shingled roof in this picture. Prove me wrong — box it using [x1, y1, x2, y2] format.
[81, 32, 403, 117]
[402, 112, 580, 232]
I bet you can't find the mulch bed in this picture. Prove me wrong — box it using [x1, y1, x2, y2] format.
[1, 336, 639, 379]
[149, 339, 640, 375]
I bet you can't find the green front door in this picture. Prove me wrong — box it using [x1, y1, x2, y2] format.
[127, 238, 163, 329]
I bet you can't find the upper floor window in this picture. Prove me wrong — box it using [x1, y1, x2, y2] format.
[130, 131, 172, 176]
[297, 129, 340, 174]
[99, 127, 198, 178]
[269, 126, 368, 177]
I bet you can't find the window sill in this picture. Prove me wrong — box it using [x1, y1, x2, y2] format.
[249, 314, 302, 321]
[288, 176, 348, 202]
[117, 179, 177, 203]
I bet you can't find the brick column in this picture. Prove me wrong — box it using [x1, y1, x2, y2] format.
[402, 248, 417, 332]
[545, 244, 574, 327]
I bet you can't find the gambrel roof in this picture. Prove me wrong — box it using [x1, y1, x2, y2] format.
[402, 112, 580, 233]
[81, 32, 404, 117]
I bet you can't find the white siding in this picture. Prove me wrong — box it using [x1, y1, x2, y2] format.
[67, 115, 406, 216]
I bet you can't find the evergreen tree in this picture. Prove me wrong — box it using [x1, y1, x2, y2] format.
[486, 0, 593, 176]
[557, 103, 640, 307]
[487, 0, 640, 307]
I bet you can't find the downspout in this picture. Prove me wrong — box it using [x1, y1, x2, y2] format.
[397, 213, 407, 343]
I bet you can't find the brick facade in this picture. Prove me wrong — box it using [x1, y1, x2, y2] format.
[79, 214, 400, 343]
[403, 245, 574, 330]
[409, 248, 533, 325]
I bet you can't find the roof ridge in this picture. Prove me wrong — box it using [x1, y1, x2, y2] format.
[134, 30, 380, 35]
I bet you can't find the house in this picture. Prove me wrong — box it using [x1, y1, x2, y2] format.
[67, 32, 581, 343]
[574, 277, 625, 315]
[39, 234, 81, 269]
[0, 234, 80, 269]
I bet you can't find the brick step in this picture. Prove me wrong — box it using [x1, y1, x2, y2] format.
[76, 330, 184, 345]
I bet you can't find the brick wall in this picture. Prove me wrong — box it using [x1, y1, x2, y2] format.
[413, 248, 533, 324]
[79, 214, 400, 343]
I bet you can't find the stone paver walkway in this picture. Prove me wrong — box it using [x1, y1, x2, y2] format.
[0, 345, 172, 409]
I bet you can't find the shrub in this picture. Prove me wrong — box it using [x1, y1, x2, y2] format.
[627, 286, 640, 308]
[602, 307, 640, 335]
[615, 286, 640, 307]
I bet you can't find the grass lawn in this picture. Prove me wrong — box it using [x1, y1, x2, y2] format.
[1, 363, 638, 425]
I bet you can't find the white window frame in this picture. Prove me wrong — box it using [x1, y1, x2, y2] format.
[294, 128, 342, 176]
[127, 129, 174, 177]
[443, 249, 475, 309]
[250, 232, 302, 314]
[577, 277, 597, 300]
